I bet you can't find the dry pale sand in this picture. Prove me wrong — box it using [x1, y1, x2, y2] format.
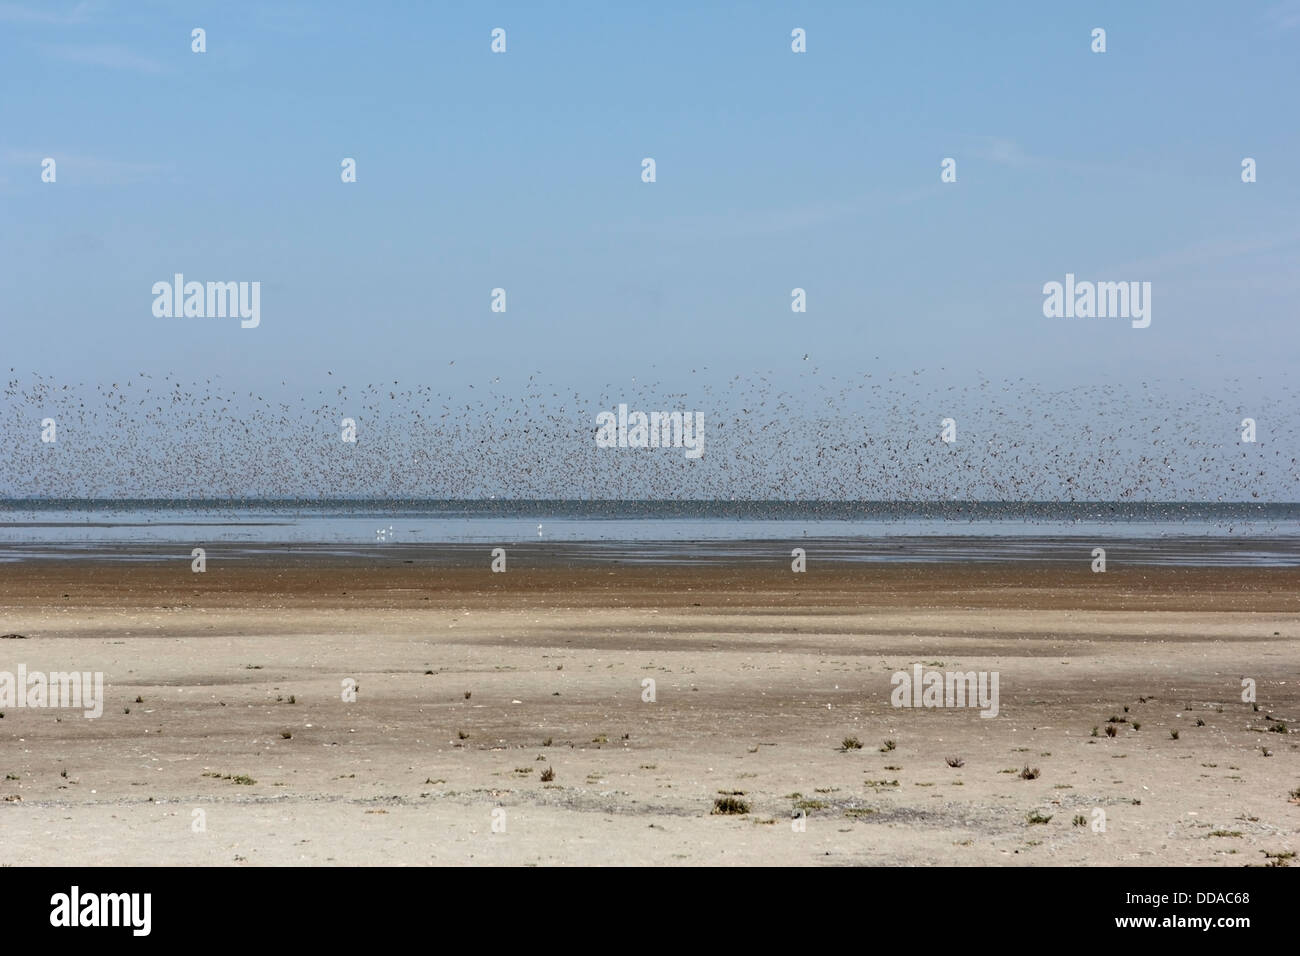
[1, 556, 1297, 866]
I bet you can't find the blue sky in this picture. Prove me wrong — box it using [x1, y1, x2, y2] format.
[1, 2, 1298, 498]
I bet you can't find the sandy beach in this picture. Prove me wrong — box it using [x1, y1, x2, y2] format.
[1, 549, 1297, 866]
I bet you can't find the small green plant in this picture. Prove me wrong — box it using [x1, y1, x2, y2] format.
[1170, 730, 1179, 740]
[457, 730, 468, 740]
[1072, 814, 1087, 826]
[1020, 766, 1040, 780]
[280, 730, 292, 739]
[542, 737, 553, 747]
[841, 736, 863, 751]
[1090, 726, 1099, 737]
[1131, 722, 1141, 731]
[880, 739, 896, 752]
[1026, 810, 1053, 824]
[1209, 830, 1242, 838]
[463, 691, 471, 699]
[1195, 718, 1205, 727]
[946, 756, 964, 768]
[540, 766, 555, 782]
[1269, 722, 1288, 733]
[1105, 725, 1117, 737]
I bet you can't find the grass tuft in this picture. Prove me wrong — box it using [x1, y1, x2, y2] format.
[712, 795, 750, 815]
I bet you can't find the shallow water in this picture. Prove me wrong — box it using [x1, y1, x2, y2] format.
[1, 500, 1298, 566]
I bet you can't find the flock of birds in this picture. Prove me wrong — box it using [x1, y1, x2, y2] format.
[2, 366, 1296, 502]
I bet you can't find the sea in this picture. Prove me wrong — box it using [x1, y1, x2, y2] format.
[0, 500, 1298, 566]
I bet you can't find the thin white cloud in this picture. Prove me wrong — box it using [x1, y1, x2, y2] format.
[4, 150, 170, 185]
[44, 42, 165, 74]
[967, 136, 1032, 168]
[1106, 232, 1300, 281]
[0, 1, 100, 25]
[253, 3, 325, 35]
[603, 186, 936, 243]
[1265, 1, 1300, 30]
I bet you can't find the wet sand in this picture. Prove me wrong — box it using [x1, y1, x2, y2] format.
[1, 550, 1297, 866]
